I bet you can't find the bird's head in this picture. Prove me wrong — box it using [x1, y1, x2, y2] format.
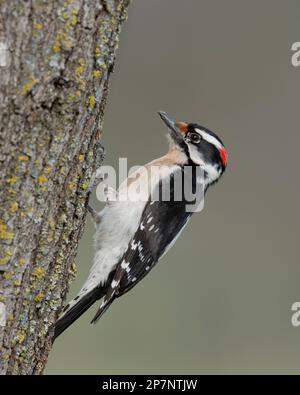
[159, 111, 228, 186]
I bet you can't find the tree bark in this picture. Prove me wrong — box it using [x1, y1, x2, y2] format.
[0, 0, 130, 375]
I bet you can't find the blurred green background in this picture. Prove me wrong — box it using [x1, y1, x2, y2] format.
[47, 0, 300, 374]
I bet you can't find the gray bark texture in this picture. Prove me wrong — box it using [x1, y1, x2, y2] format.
[0, 0, 130, 375]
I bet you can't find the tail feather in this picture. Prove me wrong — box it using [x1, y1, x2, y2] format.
[91, 298, 114, 324]
[53, 287, 103, 341]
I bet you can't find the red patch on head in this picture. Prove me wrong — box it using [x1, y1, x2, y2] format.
[219, 148, 228, 167]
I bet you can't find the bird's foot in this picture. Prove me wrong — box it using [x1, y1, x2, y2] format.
[88, 171, 107, 194]
[87, 204, 101, 224]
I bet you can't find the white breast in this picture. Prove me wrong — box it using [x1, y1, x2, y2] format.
[79, 154, 185, 295]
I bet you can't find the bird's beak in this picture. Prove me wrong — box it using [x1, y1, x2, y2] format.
[158, 111, 189, 145]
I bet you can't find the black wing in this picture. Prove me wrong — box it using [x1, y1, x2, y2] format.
[118, 198, 191, 295]
[91, 168, 197, 323]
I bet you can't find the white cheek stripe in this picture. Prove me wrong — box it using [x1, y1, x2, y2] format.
[195, 128, 222, 150]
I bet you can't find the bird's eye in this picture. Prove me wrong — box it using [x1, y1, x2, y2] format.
[188, 132, 201, 144]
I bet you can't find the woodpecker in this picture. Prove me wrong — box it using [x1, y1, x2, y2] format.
[54, 111, 228, 339]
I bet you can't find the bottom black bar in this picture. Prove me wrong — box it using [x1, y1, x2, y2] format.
[2, 375, 300, 392]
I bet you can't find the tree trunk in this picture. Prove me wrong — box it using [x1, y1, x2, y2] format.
[0, 0, 130, 375]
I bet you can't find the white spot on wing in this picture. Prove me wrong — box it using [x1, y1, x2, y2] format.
[111, 280, 119, 288]
[131, 240, 138, 250]
[100, 298, 106, 309]
[121, 261, 130, 269]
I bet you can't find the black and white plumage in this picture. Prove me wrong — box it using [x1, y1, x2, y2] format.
[54, 111, 228, 340]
